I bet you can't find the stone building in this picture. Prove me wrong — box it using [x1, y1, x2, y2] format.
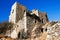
[9, 2, 26, 24]
[9, 2, 48, 38]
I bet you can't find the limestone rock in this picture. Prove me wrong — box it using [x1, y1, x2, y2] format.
[46, 22, 60, 40]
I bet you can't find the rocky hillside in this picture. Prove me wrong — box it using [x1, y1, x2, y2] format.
[0, 21, 60, 40]
[46, 21, 60, 40]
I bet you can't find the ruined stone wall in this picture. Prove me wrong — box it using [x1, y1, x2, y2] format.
[9, 2, 26, 24]
[38, 12, 48, 24]
[16, 3, 26, 23]
[10, 12, 27, 39]
[9, 2, 17, 24]
[31, 9, 39, 16]
[26, 13, 43, 36]
[42, 13, 48, 24]
[27, 16, 35, 33]
[10, 18, 25, 38]
[9, 2, 49, 39]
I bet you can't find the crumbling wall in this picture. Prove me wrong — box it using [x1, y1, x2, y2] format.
[16, 2, 26, 23]
[26, 13, 41, 33]
[38, 12, 48, 24]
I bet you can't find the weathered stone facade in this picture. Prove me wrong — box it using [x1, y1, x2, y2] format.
[9, 2, 26, 24]
[9, 2, 48, 39]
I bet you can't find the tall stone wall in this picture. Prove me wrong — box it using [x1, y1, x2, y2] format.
[16, 3, 26, 23]
[9, 2, 49, 39]
[38, 12, 48, 24]
[9, 2, 17, 24]
[9, 2, 26, 24]
[27, 15, 35, 33]
[26, 12, 43, 36]
[10, 18, 25, 38]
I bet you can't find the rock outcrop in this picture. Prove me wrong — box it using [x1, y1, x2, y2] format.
[46, 22, 60, 40]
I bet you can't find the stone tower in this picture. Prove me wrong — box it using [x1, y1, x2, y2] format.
[8, 2, 48, 38]
[9, 2, 26, 24]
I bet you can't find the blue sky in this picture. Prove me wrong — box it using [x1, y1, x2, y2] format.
[0, 0, 60, 22]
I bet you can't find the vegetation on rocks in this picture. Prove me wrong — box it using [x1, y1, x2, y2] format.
[0, 22, 13, 34]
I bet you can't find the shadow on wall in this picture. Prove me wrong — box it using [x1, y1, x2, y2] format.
[26, 12, 41, 22]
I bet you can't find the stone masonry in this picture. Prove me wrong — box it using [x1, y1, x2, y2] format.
[9, 2, 48, 38]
